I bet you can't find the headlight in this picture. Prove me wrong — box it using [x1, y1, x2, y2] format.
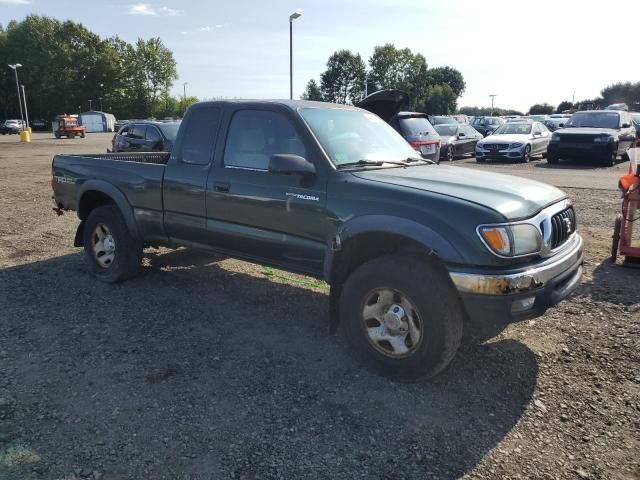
[476, 142, 484, 149]
[551, 133, 560, 141]
[478, 224, 542, 257]
[509, 143, 523, 149]
[593, 135, 612, 143]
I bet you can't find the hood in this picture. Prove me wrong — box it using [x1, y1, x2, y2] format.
[352, 164, 566, 220]
[556, 127, 619, 135]
[480, 133, 530, 143]
[357, 89, 409, 122]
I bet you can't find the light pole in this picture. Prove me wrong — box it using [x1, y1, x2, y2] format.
[8, 64, 24, 128]
[21, 85, 29, 130]
[489, 94, 497, 116]
[289, 9, 302, 100]
[99, 97, 103, 111]
[100, 83, 104, 111]
[88, 99, 92, 111]
[183, 81, 188, 102]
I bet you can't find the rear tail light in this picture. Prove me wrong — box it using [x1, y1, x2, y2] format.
[409, 140, 440, 148]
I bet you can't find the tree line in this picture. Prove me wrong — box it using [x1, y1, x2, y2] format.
[302, 44, 465, 115]
[0, 15, 193, 121]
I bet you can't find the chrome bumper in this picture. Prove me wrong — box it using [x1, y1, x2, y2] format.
[449, 234, 583, 295]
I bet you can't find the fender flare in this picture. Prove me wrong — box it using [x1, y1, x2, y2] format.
[76, 180, 140, 240]
[323, 215, 465, 282]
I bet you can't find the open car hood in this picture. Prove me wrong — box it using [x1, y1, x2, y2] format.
[357, 89, 410, 122]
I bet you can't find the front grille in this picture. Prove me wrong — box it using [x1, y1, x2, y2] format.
[558, 134, 594, 144]
[550, 207, 576, 249]
[483, 143, 509, 150]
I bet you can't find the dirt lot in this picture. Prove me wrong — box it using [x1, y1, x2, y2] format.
[0, 133, 638, 480]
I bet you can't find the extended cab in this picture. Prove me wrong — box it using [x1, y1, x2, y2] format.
[52, 100, 584, 381]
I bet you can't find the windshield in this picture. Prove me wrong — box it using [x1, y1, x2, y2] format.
[434, 125, 458, 136]
[65, 120, 78, 127]
[565, 112, 620, 129]
[492, 123, 532, 135]
[300, 108, 420, 166]
[431, 116, 457, 125]
[398, 116, 436, 136]
[159, 122, 181, 141]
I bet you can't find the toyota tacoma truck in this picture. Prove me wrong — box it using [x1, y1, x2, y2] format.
[52, 100, 584, 381]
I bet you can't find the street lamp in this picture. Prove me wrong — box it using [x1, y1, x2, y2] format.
[99, 97, 103, 111]
[8, 64, 24, 128]
[21, 85, 29, 130]
[289, 9, 302, 100]
[183, 82, 188, 101]
[489, 94, 497, 116]
[88, 99, 93, 111]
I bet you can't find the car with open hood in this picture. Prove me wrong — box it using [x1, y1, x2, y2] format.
[357, 89, 441, 163]
[476, 120, 551, 163]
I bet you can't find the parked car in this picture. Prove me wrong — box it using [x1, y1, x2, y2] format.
[543, 118, 569, 132]
[547, 110, 636, 166]
[434, 123, 482, 161]
[30, 118, 49, 131]
[111, 121, 181, 153]
[52, 99, 583, 381]
[476, 120, 551, 163]
[452, 114, 469, 124]
[631, 112, 640, 147]
[471, 116, 505, 136]
[1, 119, 24, 135]
[429, 115, 458, 126]
[357, 89, 441, 162]
[527, 115, 550, 123]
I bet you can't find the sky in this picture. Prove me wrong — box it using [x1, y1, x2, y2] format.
[2, 0, 640, 113]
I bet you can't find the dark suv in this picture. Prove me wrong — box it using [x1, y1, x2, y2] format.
[471, 116, 505, 137]
[357, 90, 441, 162]
[547, 110, 637, 166]
[111, 121, 181, 153]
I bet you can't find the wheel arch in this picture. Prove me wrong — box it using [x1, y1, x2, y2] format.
[75, 181, 140, 246]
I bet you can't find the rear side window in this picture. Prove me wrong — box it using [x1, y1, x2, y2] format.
[180, 107, 222, 165]
[129, 124, 144, 139]
[398, 117, 436, 137]
[224, 110, 307, 171]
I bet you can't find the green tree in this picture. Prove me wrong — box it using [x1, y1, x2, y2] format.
[301, 79, 323, 101]
[555, 101, 574, 113]
[420, 84, 457, 115]
[425, 66, 465, 97]
[601, 82, 640, 108]
[528, 103, 554, 115]
[320, 50, 366, 104]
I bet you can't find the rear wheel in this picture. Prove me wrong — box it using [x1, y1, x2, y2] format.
[547, 154, 558, 164]
[445, 145, 454, 162]
[80, 132, 85, 138]
[340, 255, 463, 381]
[83, 205, 143, 283]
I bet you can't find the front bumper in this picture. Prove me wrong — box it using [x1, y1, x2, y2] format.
[449, 233, 583, 324]
[476, 145, 526, 160]
[548, 142, 611, 159]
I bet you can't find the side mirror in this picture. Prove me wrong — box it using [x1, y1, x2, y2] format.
[269, 154, 316, 177]
[622, 123, 631, 128]
[457, 132, 466, 138]
[533, 132, 541, 137]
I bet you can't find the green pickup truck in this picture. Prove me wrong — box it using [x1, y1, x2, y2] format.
[52, 100, 583, 381]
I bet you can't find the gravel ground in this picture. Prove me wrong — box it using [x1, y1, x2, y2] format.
[0, 133, 638, 480]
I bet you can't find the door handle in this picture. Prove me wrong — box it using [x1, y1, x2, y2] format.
[214, 182, 230, 193]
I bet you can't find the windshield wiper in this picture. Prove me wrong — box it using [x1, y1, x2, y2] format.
[404, 157, 435, 165]
[336, 159, 408, 169]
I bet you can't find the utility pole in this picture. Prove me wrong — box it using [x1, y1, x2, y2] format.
[289, 9, 302, 100]
[21, 85, 29, 130]
[99, 97, 103, 111]
[183, 82, 187, 102]
[88, 99, 92, 111]
[8, 64, 24, 128]
[572, 90, 575, 105]
[489, 94, 497, 116]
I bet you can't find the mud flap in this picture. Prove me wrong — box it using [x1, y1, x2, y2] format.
[73, 221, 85, 247]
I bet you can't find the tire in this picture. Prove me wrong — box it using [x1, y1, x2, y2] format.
[603, 147, 617, 167]
[339, 255, 463, 381]
[80, 132, 85, 138]
[55, 132, 60, 139]
[522, 144, 531, 163]
[611, 214, 622, 263]
[445, 145, 454, 162]
[542, 152, 547, 159]
[83, 205, 143, 283]
[547, 155, 558, 164]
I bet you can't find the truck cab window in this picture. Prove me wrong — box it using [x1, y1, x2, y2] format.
[224, 110, 307, 170]
[180, 107, 221, 165]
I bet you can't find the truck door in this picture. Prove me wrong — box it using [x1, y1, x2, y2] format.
[205, 107, 327, 276]
[162, 106, 222, 244]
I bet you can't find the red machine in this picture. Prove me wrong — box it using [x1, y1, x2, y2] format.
[611, 148, 640, 265]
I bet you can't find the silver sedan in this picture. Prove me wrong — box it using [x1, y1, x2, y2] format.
[475, 120, 552, 163]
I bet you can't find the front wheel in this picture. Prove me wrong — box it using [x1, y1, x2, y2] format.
[80, 132, 85, 138]
[522, 144, 531, 163]
[83, 205, 143, 283]
[603, 147, 617, 167]
[547, 154, 558, 164]
[340, 256, 463, 381]
[55, 132, 60, 139]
